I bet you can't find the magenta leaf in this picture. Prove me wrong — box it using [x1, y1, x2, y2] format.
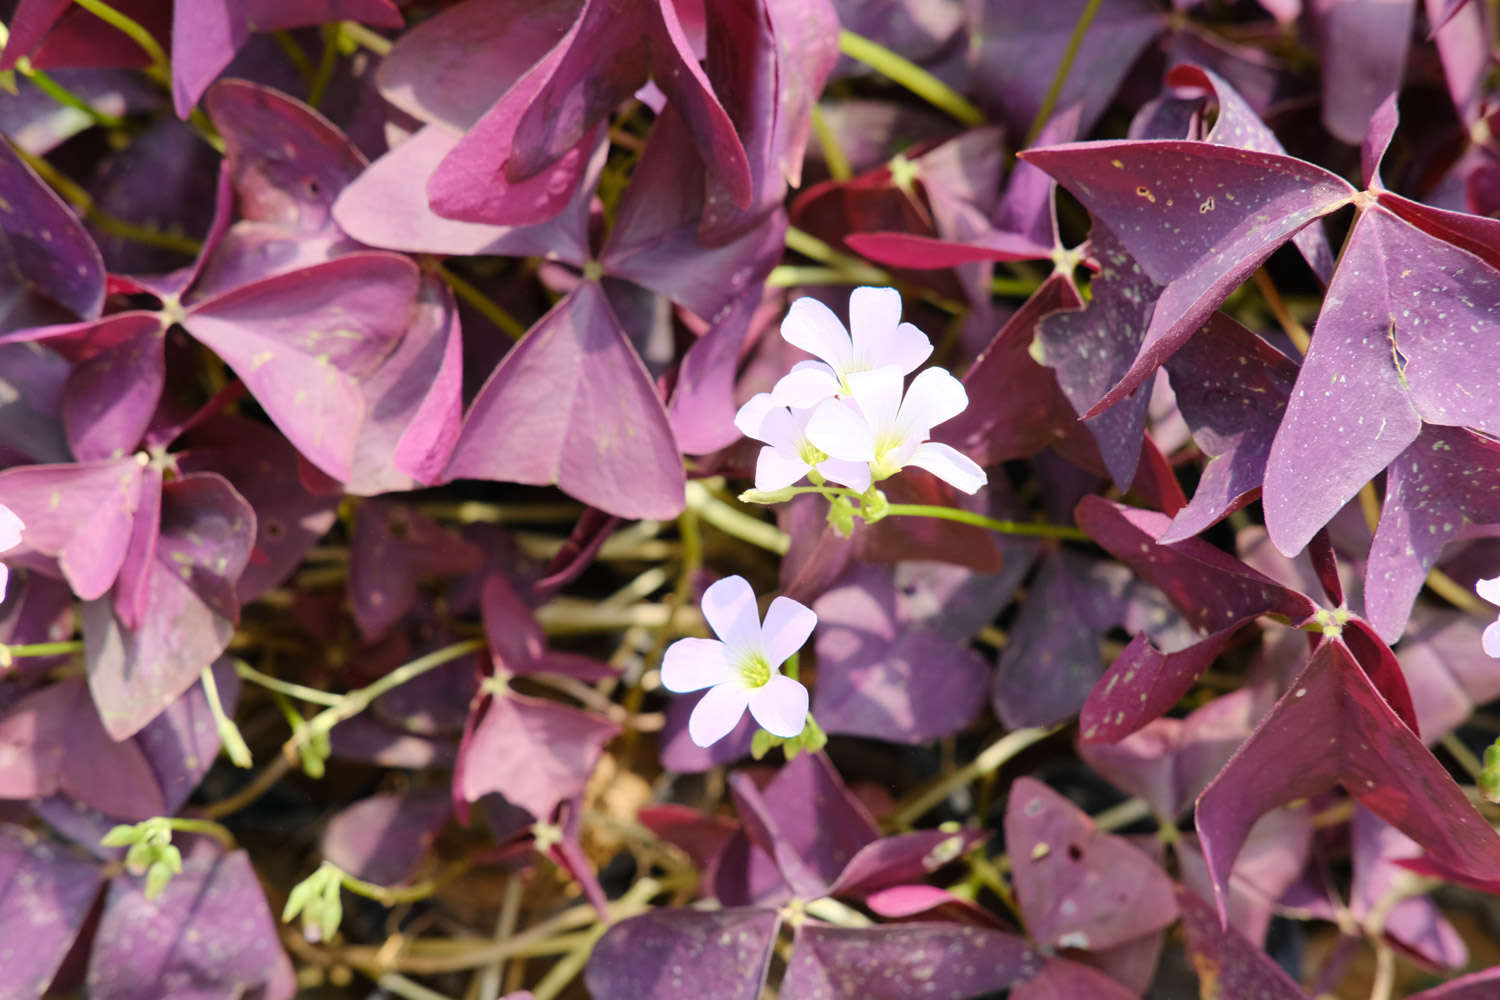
[0, 139, 105, 332]
[1005, 777, 1178, 951]
[59, 314, 167, 462]
[348, 500, 482, 640]
[183, 251, 421, 481]
[171, 0, 401, 117]
[1364, 426, 1500, 642]
[83, 472, 254, 740]
[1009, 956, 1143, 1000]
[443, 282, 687, 520]
[0, 823, 103, 996]
[1159, 313, 1298, 542]
[87, 850, 294, 1000]
[728, 752, 880, 900]
[828, 828, 986, 899]
[1195, 641, 1500, 919]
[811, 565, 990, 743]
[455, 690, 619, 821]
[1409, 968, 1500, 1000]
[667, 290, 766, 455]
[1311, 0, 1412, 144]
[1021, 140, 1355, 412]
[585, 908, 779, 1000]
[321, 789, 451, 886]
[1265, 208, 1500, 556]
[781, 922, 1042, 1000]
[1175, 885, 1310, 998]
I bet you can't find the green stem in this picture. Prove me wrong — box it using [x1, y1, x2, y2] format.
[767, 265, 885, 288]
[838, 29, 984, 127]
[438, 264, 527, 340]
[810, 104, 851, 181]
[165, 817, 237, 850]
[784, 226, 892, 285]
[306, 23, 340, 110]
[2, 640, 84, 658]
[889, 726, 1060, 827]
[1023, 0, 1103, 147]
[234, 658, 343, 706]
[685, 480, 791, 555]
[19, 63, 127, 128]
[884, 503, 1090, 540]
[200, 666, 252, 768]
[69, 0, 170, 82]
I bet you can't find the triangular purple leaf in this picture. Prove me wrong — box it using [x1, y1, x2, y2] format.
[1175, 885, 1310, 998]
[0, 823, 103, 997]
[585, 907, 778, 1000]
[0, 139, 105, 331]
[781, 921, 1041, 1000]
[348, 499, 482, 640]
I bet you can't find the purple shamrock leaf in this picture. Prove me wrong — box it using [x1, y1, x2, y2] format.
[1020, 141, 1356, 413]
[183, 251, 421, 482]
[1005, 777, 1178, 952]
[0, 823, 103, 997]
[1159, 312, 1298, 543]
[781, 922, 1043, 1000]
[729, 752, 880, 900]
[171, 1, 402, 118]
[811, 565, 990, 743]
[1365, 426, 1500, 642]
[0, 341, 70, 465]
[443, 281, 687, 520]
[1350, 807, 1468, 969]
[1399, 607, 1500, 745]
[1175, 885, 1311, 998]
[87, 849, 294, 1000]
[0, 138, 105, 333]
[585, 907, 779, 1000]
[321, 788, 451, 887]
[1175, 806, 1313, 946]
[348, 499, 483, 641]
[1409, 968, 1500, 1000]
[83, 472, 253, 740]
[1195, 640, 1500, 920]
[1265, 208, 1500, 556]
[1311, 0, 1413, 145]
[1035, 224, 1159, 488]
[828, 828, 987, 899]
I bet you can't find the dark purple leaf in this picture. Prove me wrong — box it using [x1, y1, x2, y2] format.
[729, 752, 880, 900]
[83, 472, 253, 739]
[1021, 140, 1355, 413]
[1010, 955, 1142, 1000]
[1175, 885, 1310, 999]
[1035, 225, 1160, 488]
[0, 823, 103, 997]
[811, 565, 990, 743]
[828, 828, 986, 898]
[183, 251, 421, 481]
[1365, 426, 1500, 642]
[1160, 313, 1298, 542]
[1080, 627, 1242, 744]
[1005, 777, 1178, 951]
[1311, 0, 1412, 144]
[1265, 209, 1500, 556]
[0, 139, 105, 332]
[1350, 807, 1467, 968]
[0, 454, 146, 600]
[1175, 806, 1313, 946]
[781, 921, 1041, 1000]
[1409, 968, 1500, 1000]
[585, 907, 778, 1000]
[348, 500, 482, 640]
[1398, 607, 1500, 745]
[321, 788, 450, 886]
[1374, 189, 1500, 274]
[0, 0, 166, 74]
[171, 1, 401, 117]
[1195, 641, 1500, 920]
[443, 282, 687, 520]
[668, 291, 767, 455]
[87, 849, 294, 1000]
[0, 342, 70, 465]
[936, 272, 1084, 466]
[136, 658, 240, 815]
[455, 690, 619, 821]
[60, 315, 166, 462]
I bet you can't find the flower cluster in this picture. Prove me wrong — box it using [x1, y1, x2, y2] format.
[735, 287, 986, 496]
[0, 504, 22, 605]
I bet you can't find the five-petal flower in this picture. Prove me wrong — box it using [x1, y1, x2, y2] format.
[1479, 576, 1500, 658]
[734, 393, 874, 492]
[770, 287, 933, 408]
[806, 366, 987, 495]
[0, 504, 22, 604]
[661, 575, 815, 747]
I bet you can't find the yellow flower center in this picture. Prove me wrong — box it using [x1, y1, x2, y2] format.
[737, 652, 772, 688]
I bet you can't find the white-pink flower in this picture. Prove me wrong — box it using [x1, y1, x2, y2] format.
[734, 393, 873, 492]
[660, 575, 814, 747]
[1478, 576, 1500, 658]
[806, 365, 986, 495]
[770, 287, 933, 408]
[0, 504, 22, 605]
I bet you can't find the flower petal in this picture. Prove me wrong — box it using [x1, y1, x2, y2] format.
[0, 564, 8, 605]
[806, 396, 877, 463]
[661, 638, 735, 692]
[1485, 619, 1500, 658]
[844, 366, 905, 431]
[781, 296, 854, 371]
[817, 457, 872, 492]
[689, 683, 752, 747]
[741, 400, 799, 452]
[755, 446, 812, 492]
[771, 361, 841, 409]
[848, 286, 901, 364]
[0, 505, 23, 551]
[746, 675, 809, 738]
[700, 574, 762, 651]
[897, 366, 969, 433]
[909, 441, 988, 495]
[886, 321, 936, 372]
[734, 392, 778, 440]
[1477, 576, 1500, 606]
[760, 595, 817, 668]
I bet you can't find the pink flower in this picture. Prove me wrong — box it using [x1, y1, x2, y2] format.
[660, 575, 814, 747]
[1478, 576, 1500, 658]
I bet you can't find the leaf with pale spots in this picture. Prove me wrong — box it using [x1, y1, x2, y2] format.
[586, 908, 779, 1000]
[87, 850, 294, 1000]
[782, 921, 1044, 1000]
[0, 823, 103, 997]
[1175, 886, 1311, 999]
